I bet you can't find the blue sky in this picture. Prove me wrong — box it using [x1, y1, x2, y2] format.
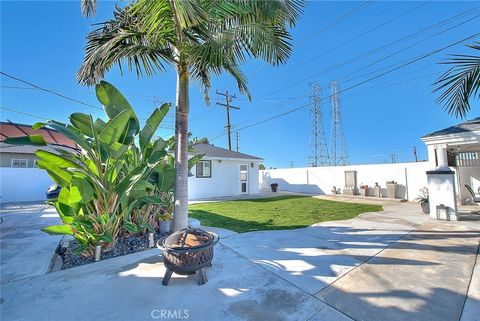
[1, 1, 479, 168]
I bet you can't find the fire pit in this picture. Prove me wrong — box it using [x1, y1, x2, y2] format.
[157, 228, 219, 286]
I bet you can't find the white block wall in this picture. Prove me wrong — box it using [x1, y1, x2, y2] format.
[0, 168, 53, 203]
[259, 162, 431, 201]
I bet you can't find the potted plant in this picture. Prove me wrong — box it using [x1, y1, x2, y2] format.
[270, 183, 279, 192]
[415, 188, 430, 214]
[386, 181, 398, 198]
[158, 193, 174, 234]
[373, 182, 381, 197]
[359, 184, 369, 197]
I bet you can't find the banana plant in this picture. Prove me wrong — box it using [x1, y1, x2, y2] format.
[5, 81, 201, 256]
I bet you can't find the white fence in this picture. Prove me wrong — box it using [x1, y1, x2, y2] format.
[260, 162, 431, 201]
[0, 168, 53, 203]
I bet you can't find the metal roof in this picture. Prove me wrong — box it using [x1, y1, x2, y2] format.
[422, 117, 480, 138]
[191, 143, 262, 160]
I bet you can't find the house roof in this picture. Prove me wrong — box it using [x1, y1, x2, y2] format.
[422, 117, 480, 138]
[0, 142, 76, 155]
[0, 121, 78, 149]
[191, 143, 263, 161]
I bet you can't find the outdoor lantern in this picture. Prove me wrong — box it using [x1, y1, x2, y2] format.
[436, 204, 450, 221]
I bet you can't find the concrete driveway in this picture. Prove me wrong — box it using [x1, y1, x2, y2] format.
[0, 200, 479, 321]
[1, 202, 61, 282]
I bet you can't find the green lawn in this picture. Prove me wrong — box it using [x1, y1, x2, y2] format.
[189, 195, 383, 233]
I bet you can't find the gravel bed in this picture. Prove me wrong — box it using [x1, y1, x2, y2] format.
[57, 232, 169, 270]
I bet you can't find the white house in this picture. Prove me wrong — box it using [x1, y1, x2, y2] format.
[188, 143, 263, 200]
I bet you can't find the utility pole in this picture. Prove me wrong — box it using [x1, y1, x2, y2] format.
[216, 90, 239, 151]
[413, 146, 418, 162]
[235, 132, 239, 152]
[390, 154, 397, 163]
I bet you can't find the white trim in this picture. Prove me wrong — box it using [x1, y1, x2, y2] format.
[421, 130, 480, 146]
[11, 158, 28, 168]
[189, 155, 263, 162]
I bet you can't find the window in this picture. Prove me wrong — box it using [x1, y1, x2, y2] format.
[196, 160, 211, 178]
[11, 159, 28, 168]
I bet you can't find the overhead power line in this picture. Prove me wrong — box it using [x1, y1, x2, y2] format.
[210, 32, 480, 141]
[297, 1, 432, 68]
[0, 106, 51, 121]
[265, 8, 480, 97]
[248, 1, 371, 77]
[300, 1, 371, 43]
[0, 72, 103, 111]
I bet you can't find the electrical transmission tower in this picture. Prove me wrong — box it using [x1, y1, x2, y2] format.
[309, 82, 330, 167]
[330, 81, 349, 166]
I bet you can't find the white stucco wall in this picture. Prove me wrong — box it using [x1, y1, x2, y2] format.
[259, 162, 430, 201]
[189, 158, 261, 200]
[0, 168, 53, 203]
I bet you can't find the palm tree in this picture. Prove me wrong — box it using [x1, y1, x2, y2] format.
[77, 0, 304, 231]
[434, 42, 480, 118]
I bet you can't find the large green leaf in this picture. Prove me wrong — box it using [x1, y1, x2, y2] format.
[139, 103, 170, 150]
[99, 109, 133, 147]
[128, 179, 155, 198]
[124, 221, 139, 234]
[42, 225, 74, 236]
[95, 81, 138, 126]
[55, 203, 75, 224]
[46, 121, 91, 151]
[156, 166, 176, 192]
[35, 150, 79, 169]
[188, 153, 204, 169]
[58, 185, 83, 206]
[72, 177, 95, 204]
[108, 141, 129, 159]
[70, 113, 95, 137]
[36, 159, 73, 186]
[115, 164, 148, 196]
[4, 135, 47, 146]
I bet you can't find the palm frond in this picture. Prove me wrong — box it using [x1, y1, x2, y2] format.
[78, 6, 175, 86]
[434, 42, 480, 118]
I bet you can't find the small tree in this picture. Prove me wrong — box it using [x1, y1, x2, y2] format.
[77, 0, 304, 231]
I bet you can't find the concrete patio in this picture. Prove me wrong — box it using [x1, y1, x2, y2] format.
[1, 200, 479, 321]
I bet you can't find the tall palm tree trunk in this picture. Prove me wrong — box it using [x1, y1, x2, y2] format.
[173, 66, 190, 231]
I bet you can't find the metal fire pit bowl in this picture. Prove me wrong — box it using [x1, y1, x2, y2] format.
[157, 227, 219, 286]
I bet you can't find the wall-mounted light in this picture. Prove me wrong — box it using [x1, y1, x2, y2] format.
[217, 160, 222, 163]
[251, 163, 254, 167]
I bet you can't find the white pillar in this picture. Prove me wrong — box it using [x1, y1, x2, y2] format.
[427, 170, 458, 221]
[435, 144, 449, 170]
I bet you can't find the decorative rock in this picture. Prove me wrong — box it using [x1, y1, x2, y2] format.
[58, 232, 169, 270]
